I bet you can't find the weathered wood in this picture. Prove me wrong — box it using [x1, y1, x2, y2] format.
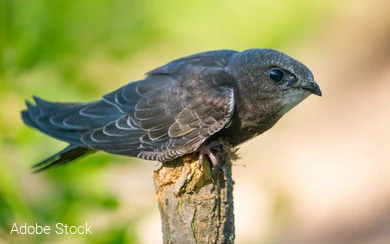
[153, 141, 236, 244]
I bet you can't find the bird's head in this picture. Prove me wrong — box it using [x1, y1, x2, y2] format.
[229, 49, 321, 115]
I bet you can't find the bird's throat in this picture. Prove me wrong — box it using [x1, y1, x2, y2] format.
[277, 89, 310, 116]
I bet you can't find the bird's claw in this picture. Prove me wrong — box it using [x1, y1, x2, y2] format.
[199, 141, 220, 170]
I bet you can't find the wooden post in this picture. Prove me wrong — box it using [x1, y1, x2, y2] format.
[153, 140, 236, 244]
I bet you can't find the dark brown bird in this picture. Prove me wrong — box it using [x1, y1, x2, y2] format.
[21, 49, 321, 172]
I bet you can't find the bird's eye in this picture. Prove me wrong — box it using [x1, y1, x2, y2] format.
[268, 68, 284, 82]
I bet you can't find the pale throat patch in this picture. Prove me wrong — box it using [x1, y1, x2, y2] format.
[278, 89, 310, 116]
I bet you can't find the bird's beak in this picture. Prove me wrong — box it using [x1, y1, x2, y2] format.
[301, 81, 322, 96]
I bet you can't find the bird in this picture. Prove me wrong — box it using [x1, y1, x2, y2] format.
[21, 48, 321, 172]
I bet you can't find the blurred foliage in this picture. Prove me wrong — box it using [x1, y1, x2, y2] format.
[0, 0, 335, 243]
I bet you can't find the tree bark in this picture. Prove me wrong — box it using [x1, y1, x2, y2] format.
[153, 140, 236, 244]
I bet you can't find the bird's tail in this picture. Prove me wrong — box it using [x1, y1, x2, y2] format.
[31, 144, 94, 172]
[21, 96, 95, 172]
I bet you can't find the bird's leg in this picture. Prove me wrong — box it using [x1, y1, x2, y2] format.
[198, 141, 221, 170]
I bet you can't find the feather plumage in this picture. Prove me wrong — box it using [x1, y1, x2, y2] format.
[22, 49, 321, 171]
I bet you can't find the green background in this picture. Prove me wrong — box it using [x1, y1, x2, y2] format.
[5, 0, 384, 243]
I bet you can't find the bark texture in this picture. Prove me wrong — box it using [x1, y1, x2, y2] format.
[153, 141, 236, 244]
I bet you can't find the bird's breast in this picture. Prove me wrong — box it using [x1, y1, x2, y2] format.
[215, 98, 283, 146]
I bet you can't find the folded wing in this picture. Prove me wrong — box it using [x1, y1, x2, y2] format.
[23, 50, 237, 162]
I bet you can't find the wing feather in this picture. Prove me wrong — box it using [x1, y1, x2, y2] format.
[24, 50, 237, 162]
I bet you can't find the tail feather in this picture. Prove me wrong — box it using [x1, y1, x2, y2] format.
[32, 145, 94, 173]
[32, 96, 84, 114]
[21, 101, 38, 128]
[21, 99, 84, 145]
[21, 96, 114, 172]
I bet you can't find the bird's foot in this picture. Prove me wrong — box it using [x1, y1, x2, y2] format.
[199, 141, 221, 170]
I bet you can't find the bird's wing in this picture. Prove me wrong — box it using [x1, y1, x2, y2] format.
[23, 50, 237, 162]
[22, 97, 124, 145]
[83, 50, 237, 161]
[83, 66, 235, 161]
